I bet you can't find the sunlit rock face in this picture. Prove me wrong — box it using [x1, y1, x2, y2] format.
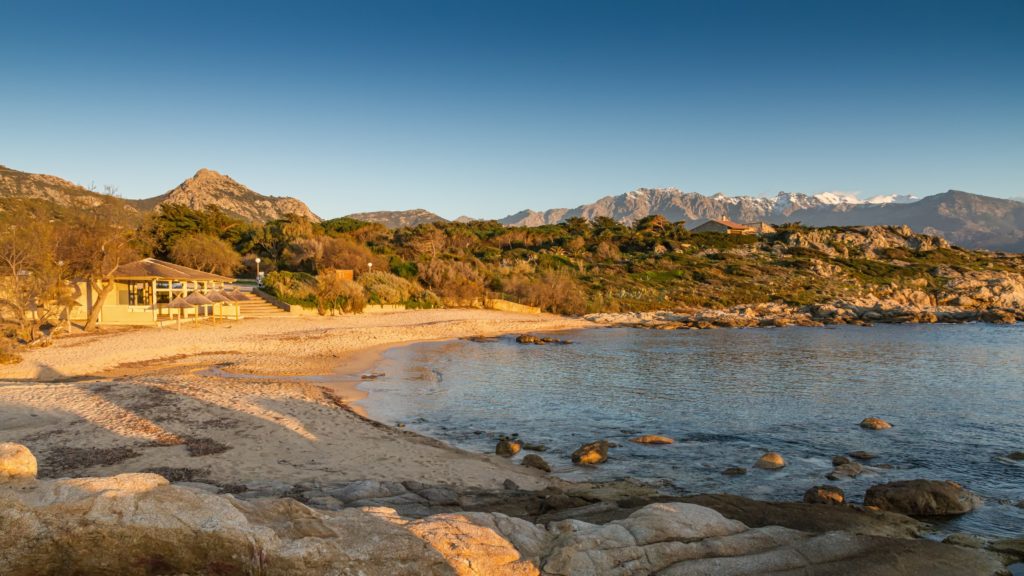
[0, 442, 37, 480]
[0, 470, 1009, 576]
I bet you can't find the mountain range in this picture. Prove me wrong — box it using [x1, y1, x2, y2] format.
[1, 163, 1022, 252]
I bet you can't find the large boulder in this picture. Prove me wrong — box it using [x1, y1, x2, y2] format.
[864, 480, 982, 516]
[571, 441, 609, 465]
[0, 443, 37, 481]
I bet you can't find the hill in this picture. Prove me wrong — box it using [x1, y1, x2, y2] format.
[134, 169, 319, 222]
[344, 209, 447, 229]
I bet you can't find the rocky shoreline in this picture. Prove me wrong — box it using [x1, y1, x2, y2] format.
[2, 443, 1021, 576]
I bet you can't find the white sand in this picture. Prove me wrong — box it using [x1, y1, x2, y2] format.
[0, 309, 592, 489]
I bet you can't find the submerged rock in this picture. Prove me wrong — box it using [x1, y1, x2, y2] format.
[722, 467, 747, 476]
[0, 443, 37, 481]
[860, 417, 893, 430]
[629, 435, 674, 445]
[849, 450, 878, 460]
[832, 455, 851, 466]
[754, 452, 785, 470]
[827, 462, 864, 480]
[864, 479, 982, 516]
[571, 440, 609, 465]
[804, 485, 845, 505]
[1006, 451, 1024, 461]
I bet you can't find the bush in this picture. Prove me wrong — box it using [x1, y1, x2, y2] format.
[316, 275, 366, 315]
[263, 271, 317, 305]
[418, 259, 484, 302]
[0, 337, 21, 365]
[359, 271, 415, 305]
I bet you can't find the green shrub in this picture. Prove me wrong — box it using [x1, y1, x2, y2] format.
[359, 271, 415, 305]
[316, 275, 366, 315]
[263, 271, 317, 306]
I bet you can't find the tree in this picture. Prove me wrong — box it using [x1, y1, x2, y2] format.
[58, 205, 138, 331]
[0, 215, 62, 342]
[315, 274, 366, 315]
[168, 233, 242, 275]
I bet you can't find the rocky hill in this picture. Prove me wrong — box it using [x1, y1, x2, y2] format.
[0, 164, 318, 223]
[345, 209, 447, 228]
[135, 168, 319, 222]
[0, 164, 136, 212]
[500, 188, 1024, 252]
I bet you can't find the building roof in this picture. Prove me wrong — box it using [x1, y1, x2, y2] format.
[695, 218, 752, 231]
[110, 258, 234, 282]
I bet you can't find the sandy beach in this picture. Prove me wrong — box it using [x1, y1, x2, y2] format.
[0, 309, 591, 490]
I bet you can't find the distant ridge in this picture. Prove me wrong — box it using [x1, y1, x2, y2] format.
[499, 188, 1024, 252]
[344, 209, 447, 228]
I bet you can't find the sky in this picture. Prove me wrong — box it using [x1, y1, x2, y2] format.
[2, 0, 1022, 219]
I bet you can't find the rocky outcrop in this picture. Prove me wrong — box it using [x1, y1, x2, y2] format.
[864, 480, 982, 516]
[0, 473, 1008, 576]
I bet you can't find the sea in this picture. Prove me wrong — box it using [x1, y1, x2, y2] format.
[358, 323, 1024, 538]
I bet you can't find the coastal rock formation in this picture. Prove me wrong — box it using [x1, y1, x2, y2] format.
[0, 442, 37, 480]
[804, 485, 845, 505]
[754, 452, 786, 470]
[0, 473, 1008, 576]
[860, 417, 893, 430]
[864, 480, 982, 516]
[571, 441, 609, 465]
[629, 435, 674, 445]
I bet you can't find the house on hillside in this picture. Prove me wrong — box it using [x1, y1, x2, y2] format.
[692, 218, 756, 235]
[70, 258, 239, 326]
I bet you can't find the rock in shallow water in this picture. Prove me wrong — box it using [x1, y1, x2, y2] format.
[722, 467, 747, 476]
[521, 454, 551, 473]
[827, 462, 865, 480]
[754, 452, 785, 470]
[571, 440, 609, 465]
[804, 485, 845, 505]
[629, 435, 674, 445]
[496, 438, 523, 457]
[864, 479, 982, 516]
[860, 417, 893, 430]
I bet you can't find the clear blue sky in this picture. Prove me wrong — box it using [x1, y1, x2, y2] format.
[2, 0, 1022, 219]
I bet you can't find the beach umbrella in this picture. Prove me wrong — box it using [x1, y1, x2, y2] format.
[167, 296, 192, 330]
[206, 291, 231, 321]
[185, 292, 215, 322]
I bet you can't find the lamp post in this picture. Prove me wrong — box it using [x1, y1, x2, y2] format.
[367, 262, 373, 273]
[255, 257, 262, 285]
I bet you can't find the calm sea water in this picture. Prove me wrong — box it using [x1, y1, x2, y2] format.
[359, 324, 1024, 538]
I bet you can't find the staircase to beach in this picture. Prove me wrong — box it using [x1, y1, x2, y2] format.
[234, 291, 292, 319]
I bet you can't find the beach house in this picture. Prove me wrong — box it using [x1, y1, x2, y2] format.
[70, 258, 239, 326]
